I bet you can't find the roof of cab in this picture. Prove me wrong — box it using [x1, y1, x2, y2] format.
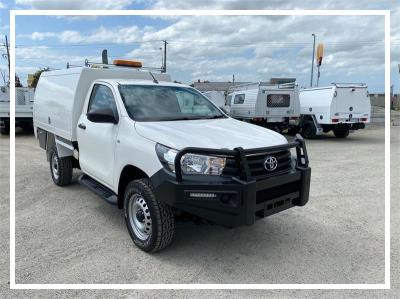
[40, 67, 172, 83]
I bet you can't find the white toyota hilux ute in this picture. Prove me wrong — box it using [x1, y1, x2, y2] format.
[34, 64, 311, 252]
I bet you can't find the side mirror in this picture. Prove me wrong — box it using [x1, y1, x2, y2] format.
[87, 108, 118, 124]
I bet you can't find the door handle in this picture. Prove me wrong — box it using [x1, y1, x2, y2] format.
[78, 123, 86, 130]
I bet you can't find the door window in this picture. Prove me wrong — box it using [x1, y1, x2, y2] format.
[88, 84, 118, 115]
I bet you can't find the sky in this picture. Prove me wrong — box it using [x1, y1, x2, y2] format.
[0, 0, 399, 93]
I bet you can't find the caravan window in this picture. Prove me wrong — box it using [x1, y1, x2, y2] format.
[234, 94, 245, 104]
[267, 94, 290, 107]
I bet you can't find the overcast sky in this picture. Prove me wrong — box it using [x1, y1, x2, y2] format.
[0, 0, 399, 92]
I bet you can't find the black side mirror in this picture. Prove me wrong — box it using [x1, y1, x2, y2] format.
[87, 108, 118, 124]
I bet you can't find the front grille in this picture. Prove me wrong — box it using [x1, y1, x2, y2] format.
[247, 150, 292, 180]
[222, 150, 293, 180]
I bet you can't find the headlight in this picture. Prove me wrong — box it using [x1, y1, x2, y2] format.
[155, 144, 226, 175]
[181, 153, 226, 175]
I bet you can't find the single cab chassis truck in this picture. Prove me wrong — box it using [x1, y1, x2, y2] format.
[0, 86, 35, 134]
[34, 62, 311, 252]
[227, 82, 301, 133]
[298, 83, 371, 139]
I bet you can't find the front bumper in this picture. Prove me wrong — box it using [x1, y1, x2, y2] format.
[151, 135, 311, 227]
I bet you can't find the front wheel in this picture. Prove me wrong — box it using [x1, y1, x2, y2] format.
[124, 178, 175, 252]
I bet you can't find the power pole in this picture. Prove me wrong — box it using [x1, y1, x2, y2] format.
[4, 35, 10, 84]
[310, 33, 316, 87]
[162, 40, 168, 73]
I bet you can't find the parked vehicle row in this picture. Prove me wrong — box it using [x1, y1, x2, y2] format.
[205, 82, 371, 139]
[33, 61, 311, 252]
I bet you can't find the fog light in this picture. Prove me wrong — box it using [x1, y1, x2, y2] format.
[189, 192, 217, 198]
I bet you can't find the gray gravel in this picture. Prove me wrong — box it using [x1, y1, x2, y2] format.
[0, 124, 399, 298]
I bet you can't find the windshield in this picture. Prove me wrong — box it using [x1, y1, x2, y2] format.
[118, 85, 225, 122]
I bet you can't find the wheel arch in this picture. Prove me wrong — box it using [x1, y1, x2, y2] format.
[299, 114, 313, 128]
[117, 164, 149, 209]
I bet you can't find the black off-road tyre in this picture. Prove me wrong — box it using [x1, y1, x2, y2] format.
[301, 120, 317, 139]
[49, 146, 73, 186]
[333, 128, 350, 138]
[124, 178, 175, 253]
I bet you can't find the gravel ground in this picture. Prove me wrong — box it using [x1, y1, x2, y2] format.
[0, 124, 399, 298]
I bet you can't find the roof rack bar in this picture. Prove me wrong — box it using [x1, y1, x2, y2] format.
[84, 60, 163, 72]
[227, 81, 297, 93]
[330, 82, 366, 86]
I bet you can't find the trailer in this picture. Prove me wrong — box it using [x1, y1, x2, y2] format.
[227, 82, 300, 132]
[0, 86, 35, 134]
[298, 83, 371, 138]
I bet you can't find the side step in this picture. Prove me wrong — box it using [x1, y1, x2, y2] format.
[78, 174, 118, 206]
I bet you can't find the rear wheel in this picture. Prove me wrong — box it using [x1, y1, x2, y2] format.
[301, 120, 317, 139]
[49, 146, 73, 186]
[20, 122, 33, 133]
[333, 128, 349, 138]
[0, 120, 10, 135]
[124, 178, 175, 252]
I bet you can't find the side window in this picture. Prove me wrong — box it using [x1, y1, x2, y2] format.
[266, 94, 290, 107]
[233, 94, 245, 104]
[88, 84, 118, 116]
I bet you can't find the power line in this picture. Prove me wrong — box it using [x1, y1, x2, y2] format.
[15, 39, 384, 49]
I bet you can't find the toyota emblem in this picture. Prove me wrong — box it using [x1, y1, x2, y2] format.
[264, 156, 278, 171]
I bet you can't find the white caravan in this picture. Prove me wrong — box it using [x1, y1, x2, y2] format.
[33, 61, 311, 252]
[203, 90, 231, 114]
[298, 83, 371, 138]
[0, 86, 35, 134]
[227, 82, 300, 132]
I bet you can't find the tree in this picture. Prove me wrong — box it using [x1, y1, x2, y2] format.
[31, 67, 50, 88]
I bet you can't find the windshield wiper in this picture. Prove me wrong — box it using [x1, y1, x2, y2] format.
[201, 115, 226, 119]
[162, 116, 198, 121]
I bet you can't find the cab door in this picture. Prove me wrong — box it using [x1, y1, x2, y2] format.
[77, 83, 120, 188]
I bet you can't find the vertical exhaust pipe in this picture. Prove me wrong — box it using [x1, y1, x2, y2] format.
[102, 49, 108, 65]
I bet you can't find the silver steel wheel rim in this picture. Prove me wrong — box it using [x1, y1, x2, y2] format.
[128, 194, 152, 241]
[51, 153, 60, 180]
